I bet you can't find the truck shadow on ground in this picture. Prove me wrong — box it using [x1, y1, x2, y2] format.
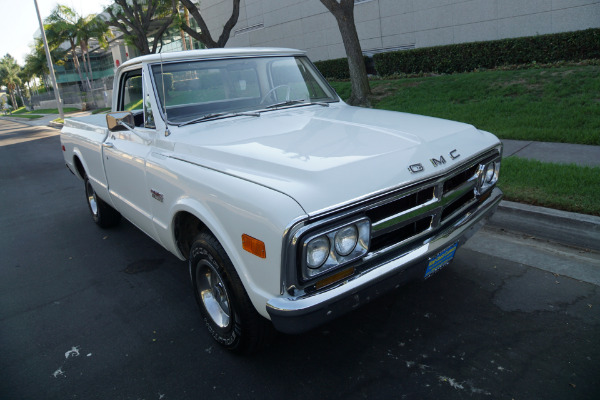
[102, 217, 599, 400]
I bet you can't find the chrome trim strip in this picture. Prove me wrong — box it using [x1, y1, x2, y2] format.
[371, 198, 437, 235]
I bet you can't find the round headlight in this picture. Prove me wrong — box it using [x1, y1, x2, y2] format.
[485, 162, 496, 183]
[334, 225, 358, 256]
[306, 235, 330, 269]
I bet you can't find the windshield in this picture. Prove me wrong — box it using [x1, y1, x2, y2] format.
[151, 56, 338, 124]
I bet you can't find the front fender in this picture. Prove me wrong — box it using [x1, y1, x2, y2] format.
[147, 155, 306, 319]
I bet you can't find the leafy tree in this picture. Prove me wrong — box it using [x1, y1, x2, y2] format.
[106, 0, 174, 55]
[45, 5, 90, 92]
[319, 0, 371, 107]
[177, 0, 240, 48]
[77, 15, 114, 86]
[23, 40, 67, 91]
[0, 54, 23, 111]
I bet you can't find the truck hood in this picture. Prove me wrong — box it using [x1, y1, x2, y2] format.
[170, 104, 500, 215]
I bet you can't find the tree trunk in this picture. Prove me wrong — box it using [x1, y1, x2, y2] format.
[82, 41, 94, 82]
[337, 14, 371, 106]
[8, 85, 17, 111]
[43, 75, 50, 92]
[319, 0, 371, 107]
[180, 27, 188, 50]
[16, 86, 25, 108]
[70, 40, 87, 92]
[136, 36, 152, 55]
[80, 42, 93, 91]
[81, 41, 97, 107]
[185, 7, 193, 49]
[179, 0, 240, 48]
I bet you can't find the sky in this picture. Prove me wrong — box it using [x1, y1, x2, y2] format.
[0, 0, 108, 65]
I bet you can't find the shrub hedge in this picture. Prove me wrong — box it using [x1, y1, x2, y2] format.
[373, 28, 600, 76]
[313, 56, 371, 79]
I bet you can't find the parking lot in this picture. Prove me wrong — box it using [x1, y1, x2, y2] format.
[1, 120, 599, 400]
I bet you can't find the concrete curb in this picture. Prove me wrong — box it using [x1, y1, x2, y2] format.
[488, 200, 600, 252]
[48, 121, 63, 129]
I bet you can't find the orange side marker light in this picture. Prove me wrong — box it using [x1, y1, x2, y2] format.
[242, 234, 266, 259]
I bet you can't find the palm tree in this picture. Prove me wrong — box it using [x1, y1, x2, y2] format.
[45, 5, 90, 93]
[0, 55, 23, 112]
[77, 15, 114, 89]
[24, 40, 67, 92]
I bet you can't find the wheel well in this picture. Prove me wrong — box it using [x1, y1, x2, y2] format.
[73, 156, 86, 180]
[174, 211, 207, 260]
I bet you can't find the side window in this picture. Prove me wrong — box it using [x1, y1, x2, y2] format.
[143, 70, 156, 129]
[120, 71, 143, 112]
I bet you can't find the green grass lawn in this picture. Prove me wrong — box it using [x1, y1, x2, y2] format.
[330, 64, 600, 215]
[11, 107, 80, 115]
[5, 114, 43, 119]
[330, 64, 600, 145]
[92, 107, 111, 114]
[498, 157, 600, 216]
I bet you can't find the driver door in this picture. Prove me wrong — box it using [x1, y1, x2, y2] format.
[103, 68, 157, 239]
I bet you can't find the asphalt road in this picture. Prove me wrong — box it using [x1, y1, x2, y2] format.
[1, 120, 599, 400]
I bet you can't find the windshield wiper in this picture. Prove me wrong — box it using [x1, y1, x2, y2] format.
[265, 99, 330, 110]
[176, 111, 260, 127]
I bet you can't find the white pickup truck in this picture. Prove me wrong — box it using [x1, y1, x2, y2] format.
[61, 48, 503, 353]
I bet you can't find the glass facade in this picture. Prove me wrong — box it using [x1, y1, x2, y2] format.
[55, 52, 115, 84]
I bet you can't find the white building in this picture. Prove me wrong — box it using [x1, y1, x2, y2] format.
[201, 0, 600, 61]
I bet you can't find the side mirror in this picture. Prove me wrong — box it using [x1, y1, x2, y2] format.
[106, 112, 134, 132]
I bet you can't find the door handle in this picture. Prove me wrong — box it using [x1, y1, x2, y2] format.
[103, 142, 114, 148]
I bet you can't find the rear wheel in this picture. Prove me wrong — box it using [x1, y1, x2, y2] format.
[84, 177, 121, 228]
[189, 232, 273, 353]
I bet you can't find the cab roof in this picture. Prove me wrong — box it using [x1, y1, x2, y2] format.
[118, 47, 306, 70]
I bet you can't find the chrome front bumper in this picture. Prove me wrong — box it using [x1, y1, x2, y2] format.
[266, 187, 503, 334]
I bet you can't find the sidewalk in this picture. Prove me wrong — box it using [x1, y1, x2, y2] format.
[503, 139, 600, 168]
[0, 110, 93, 127]
[496, 140, 600, 251]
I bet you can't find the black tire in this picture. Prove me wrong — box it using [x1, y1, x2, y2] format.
[189, 232, 273, 354]
[84, 177, 121, 228]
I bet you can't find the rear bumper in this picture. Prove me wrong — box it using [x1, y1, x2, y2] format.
[266, 187, 503, 334]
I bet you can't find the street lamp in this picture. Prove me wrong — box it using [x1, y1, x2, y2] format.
[33, 0, 64, 119]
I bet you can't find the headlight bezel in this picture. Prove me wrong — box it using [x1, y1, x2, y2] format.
[300, 217, 371, 281]
[476, 159, 500, 195]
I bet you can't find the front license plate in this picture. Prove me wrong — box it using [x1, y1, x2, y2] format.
[424, 242, 458, 279]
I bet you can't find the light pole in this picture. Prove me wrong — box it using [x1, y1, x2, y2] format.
[33, 0, 64, 119]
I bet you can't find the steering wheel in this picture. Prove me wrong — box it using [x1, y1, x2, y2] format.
[260, 85, 291, 105]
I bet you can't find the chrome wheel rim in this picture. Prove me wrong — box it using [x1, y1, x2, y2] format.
[196, 260, 231, 328]
[85, 180, 98, 217]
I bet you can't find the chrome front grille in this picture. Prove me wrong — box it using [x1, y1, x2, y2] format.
[285, 148, 501, 294]
[365, 157, 487, 256]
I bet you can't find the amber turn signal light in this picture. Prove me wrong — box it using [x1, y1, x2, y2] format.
[315, 267, 354, 290]
[242, 234, 266, 258]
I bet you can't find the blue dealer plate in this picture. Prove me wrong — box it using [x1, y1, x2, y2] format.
[424, 242, 458, 279]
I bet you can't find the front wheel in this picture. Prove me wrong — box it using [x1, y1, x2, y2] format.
[84, 177, 121, 228]
[189, 232, 273, 353]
